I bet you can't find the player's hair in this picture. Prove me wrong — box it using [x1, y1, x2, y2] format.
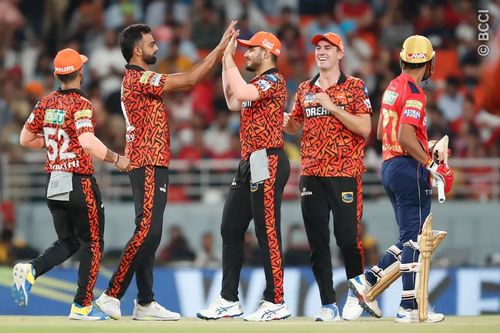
[401, 60, 429, 70]
[271, 54, 278, 64]
[119, 24, 153, 62]
[56, 70, 79, 84]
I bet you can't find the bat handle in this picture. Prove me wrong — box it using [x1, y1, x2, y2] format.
[437, 179, 446, 203]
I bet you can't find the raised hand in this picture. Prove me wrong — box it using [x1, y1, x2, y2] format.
[224, 31, 240, 58]
[218, 20, 238, 50]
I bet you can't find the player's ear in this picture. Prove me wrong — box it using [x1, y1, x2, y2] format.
[134, 44, 142, 58]
[337, 48, 344, 60]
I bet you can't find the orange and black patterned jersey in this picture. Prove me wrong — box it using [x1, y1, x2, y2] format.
[121, 64, 169, 169]
[24, 89, 95, 174]
[240, 68, 286, 160]
[380, 73, 429, 161]
[290, 72, 372, 177]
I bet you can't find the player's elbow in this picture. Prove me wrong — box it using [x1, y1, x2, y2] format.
[360, 126, 371, 139]
[19, 129, 32, 147]
[228, 100, 242, 112]
[19, 135, 29, 147]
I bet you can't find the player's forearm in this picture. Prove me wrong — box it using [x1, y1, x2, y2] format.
[284, 117, 301, 134]
[224, 66, 259, 101]
[222, 64, 241, 111]
[19, 128, 44, 149]
[376, 113, 384, 140]
[78, 132, 118, 163]
[398, 124, 429, 165]
[184, 45, 224, 89]
[329, 106, 371, 138]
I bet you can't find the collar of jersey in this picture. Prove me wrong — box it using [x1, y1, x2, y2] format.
[125, 64, 146, 71]
[58, 88, 89, 99]
[251, 67, 279, 82]
[400, 72, 418, 85]
[309, 71, 347, 88]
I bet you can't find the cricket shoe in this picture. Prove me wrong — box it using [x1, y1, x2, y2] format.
[196, 296, 243, 320]
[68, 303, 109, 320]
[95, 292, 121, 320]
[342, 289, 363, 320]
[132, 300, 180, 321]
[315, 303, 341, 322]
[244, 300, 291, 321]
[347, 274, 383, 318]
[12, 263, 35, 307]
[395, 307, 445, 323]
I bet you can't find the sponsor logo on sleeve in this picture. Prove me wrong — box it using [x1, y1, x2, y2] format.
[151, 73, 162, 86]
[363, 84, 369, 97]
[27, 112, 35, 123]
[341, 192, 354, 203]
[265, 74, 278, 83]
[256, 79, 271, 92]
[303, 93, 314, 103]
[382, 91, 399, 106]
[139, 71, 153, 83]
[364, 98, 372, 109]
[403, 109, 421, 120]
[405, 99, 423, 110]
[75, 119, 93, 130]
[44, 109, 66, 125]
[74, 109, 92, 120]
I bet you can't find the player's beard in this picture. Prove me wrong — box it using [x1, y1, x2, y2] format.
[245, 56, 262, 72]
[144, 52, 157, 65]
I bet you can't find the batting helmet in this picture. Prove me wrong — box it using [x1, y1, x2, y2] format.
[399, 35, 435, 64]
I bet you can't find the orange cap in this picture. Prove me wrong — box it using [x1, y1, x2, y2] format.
[311, 32, 344, 53]
[237, 31, 281, 56]
[53, 48, 88, 75]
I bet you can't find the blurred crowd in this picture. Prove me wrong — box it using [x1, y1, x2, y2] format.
[2, 0, 500, 270]
[1, 0, 499, 166]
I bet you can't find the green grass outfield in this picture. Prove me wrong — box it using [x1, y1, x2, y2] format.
[1, 316, 499, 333]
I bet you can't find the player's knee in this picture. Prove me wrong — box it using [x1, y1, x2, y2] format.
[61, 239, 80, 254]
[220, 224, 243, 242]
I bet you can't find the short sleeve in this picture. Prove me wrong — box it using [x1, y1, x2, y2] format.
[251, 73, 280, 100]
[74, 100, 95, 136]
[136, 70, 167, 96]
[24, 100, 45, 134]
[354, 80, 373, 115]
[400, 94, 426, 127]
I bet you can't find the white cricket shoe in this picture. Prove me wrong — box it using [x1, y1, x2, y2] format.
[196, 296, 243, 320]
[315, 303, 341, 322]
[132, 300, 180, 321]
[347, 274, 383, 318]
[244, 300, 291, 321]
[342, 289, 363, 320]
[95, 293, 121, 320]
[395, 307, 445, 323]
